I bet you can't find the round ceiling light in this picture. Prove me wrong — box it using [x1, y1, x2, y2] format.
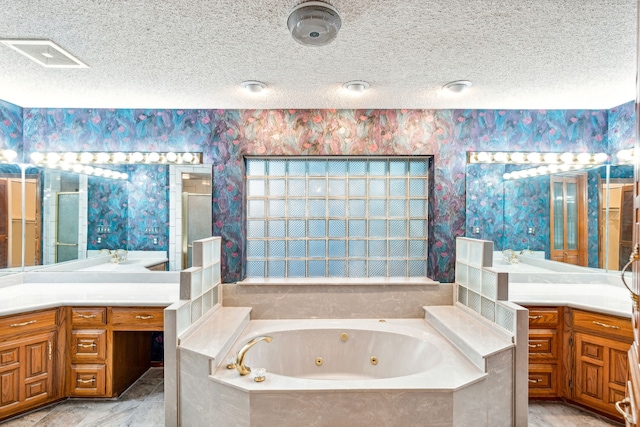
[343, 80, 369, 93]
[240, 80, 266, 93]
[287, 1, 342, 47]
[443, 80, 472, 93]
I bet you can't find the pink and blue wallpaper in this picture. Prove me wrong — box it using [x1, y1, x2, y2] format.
[0, 97, 634, 283]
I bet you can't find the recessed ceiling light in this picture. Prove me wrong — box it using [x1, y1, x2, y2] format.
[443, 80, 472, 93]
[343, 81, 369, 93]
[0, 39, 88, 68]
[240, 81, 266, 93]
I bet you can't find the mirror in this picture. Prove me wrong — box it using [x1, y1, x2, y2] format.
[31, 164, 171, 270]
[466, 161, 633, 271]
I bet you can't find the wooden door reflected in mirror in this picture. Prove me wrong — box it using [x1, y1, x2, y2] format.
[550, 173, 587, 266]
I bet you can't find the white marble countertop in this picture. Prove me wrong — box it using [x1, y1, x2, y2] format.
[508, 282, 633, 318]
[78, 257, 168, 272]
[0, 281, 180, 316]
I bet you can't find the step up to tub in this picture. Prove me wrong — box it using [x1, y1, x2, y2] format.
[424, 305, 513, 371]
[179, 306, 252, 367]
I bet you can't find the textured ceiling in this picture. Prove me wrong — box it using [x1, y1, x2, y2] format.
[0, 0, 636, 110]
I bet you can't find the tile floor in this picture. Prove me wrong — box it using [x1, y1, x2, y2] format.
[0, 369, 623, 426]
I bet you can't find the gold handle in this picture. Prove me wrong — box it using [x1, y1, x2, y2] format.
[135, 315, 154, 320]
[9, 320, 37, 327]
[615, 397, 634, 424]
[48, 341, 52, 360]
[528, 343, 543, 348]
[77, 378, 95, 384]
[621, 243, 640, 309]
[77, 314, 97, 319]
[77, 343, 97, 348]
[592, 321, 620, 330]
[529, 315, 542, 320]
[528, 378, 542, 383]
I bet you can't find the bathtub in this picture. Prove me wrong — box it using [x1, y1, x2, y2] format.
[204, 318, 498, 426]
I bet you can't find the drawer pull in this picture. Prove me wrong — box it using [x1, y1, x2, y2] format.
[9, 320, 37, 328]
[528, 315, 543, 320]
[48, 341, 52, 360]
[592, 321, 620, 330]
[528, 343, 543, 348]
[615, 397, 634, 424]
[77, 314, 97, 319]
[528, 378, 542, 383]
[135, 315, 154, 320]
[77, 378, 96, 384]
[77, 343, 97, 348]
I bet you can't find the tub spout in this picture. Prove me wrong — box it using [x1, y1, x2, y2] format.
[236, 336, 272, 376]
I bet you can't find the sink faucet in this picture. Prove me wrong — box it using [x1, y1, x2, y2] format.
[502, 248, 519, 264]
[520, 248, 535, 255]
[236, 336, 272, 376]
[98, 248, 128, 263]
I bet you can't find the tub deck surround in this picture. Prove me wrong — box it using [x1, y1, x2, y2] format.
[509, 282, 632, 318]
[223, 281, 453, 320]
[178, 306, 252, 366]
[175, 313, 514, 426]
[423, 305, 514, 370]
[237, 277, 441, 286]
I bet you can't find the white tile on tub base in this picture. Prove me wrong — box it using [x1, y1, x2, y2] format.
[486, 348, 515, 427]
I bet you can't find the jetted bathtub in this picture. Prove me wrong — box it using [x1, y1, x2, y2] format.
[209, 318, 493, 426]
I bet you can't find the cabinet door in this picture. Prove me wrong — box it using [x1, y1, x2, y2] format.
[575, 332, 631, 418]
[0, 331, 55, 419]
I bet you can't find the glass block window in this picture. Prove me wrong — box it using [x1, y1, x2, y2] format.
[245, 157, 430, 278]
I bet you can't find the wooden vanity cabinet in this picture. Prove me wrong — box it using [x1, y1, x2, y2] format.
[0, 308, 64, 420]
[146, 262, 167, 271]
[525, 306, 634, 421]
[571, 309, 633, 419]
[66, 306, 163, 398]
[527, 306, 563, 397]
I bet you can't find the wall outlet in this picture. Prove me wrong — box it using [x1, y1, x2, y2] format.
[527, 227, 536, 235]
[472, 226, 480, 234]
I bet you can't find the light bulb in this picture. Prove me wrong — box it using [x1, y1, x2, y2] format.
[527, 153, 541, 163]
[166, 152, 177, 162]
[148, 152, 160, 163]
[593, 153, 608, 163]
[47, 152, 61, 163]
[543, 153, 559, 163]
[96, 152, 110, 163]
[493, 152, 508, 163]
[560, 152, 574, 163]
[576, 153, 591, 164]
[510, 152, 525, 163]
[113, 152, 126, 163]
[131, 152, 144, 163]
[80, 152, 94, 164]
[2, 150, 17, 161]
[183, 153, 194, 163]
[30, 152, 45, 163]
[476, 152, 490, 162]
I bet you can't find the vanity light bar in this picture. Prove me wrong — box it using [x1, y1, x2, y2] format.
[0, 149, 18, 163]
[616, 148, 637, 163]
[503, 164, 588, 180]
[468, 151, 609, 165]
[48, 162, 129, 180]
[28, 151, 202, 166]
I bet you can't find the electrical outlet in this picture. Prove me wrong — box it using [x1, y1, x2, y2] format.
[153, 238, 158, 245]
[527, 227, 536, 235]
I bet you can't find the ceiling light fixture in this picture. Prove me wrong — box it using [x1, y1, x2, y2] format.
[287, 1, 342, 47]
[343, 80, 369, 93]
[443, 80, 472, 93]
[240, 80, 266, 93]
[29, 151, 202, 167]
[468, 151, 608, 165]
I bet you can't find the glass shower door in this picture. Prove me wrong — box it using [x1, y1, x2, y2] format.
[56, 192, 79, 263]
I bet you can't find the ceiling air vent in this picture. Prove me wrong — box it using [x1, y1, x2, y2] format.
[0, 39, 88, 68]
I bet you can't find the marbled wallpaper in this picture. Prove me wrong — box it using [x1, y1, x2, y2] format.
[0, 99, 22, 152]
[0, 102, 624, 283]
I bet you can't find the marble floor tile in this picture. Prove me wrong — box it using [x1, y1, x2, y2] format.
[528, 401, 620, 427]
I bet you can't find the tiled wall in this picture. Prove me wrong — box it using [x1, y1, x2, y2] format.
[0, 99, 634, 282]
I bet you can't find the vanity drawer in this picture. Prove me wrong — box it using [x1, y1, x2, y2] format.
[572, 310, 632, 341]
[528, 307, 560, 328]
[110, 307, 164, 331]
[69, 364, 106, 397]
[71, 307, 107, 327]
[528, 329, 559, 360]
[0, 309, 57, 337]
[71, 330, 106, 363]
[528, 363, 559, 397]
